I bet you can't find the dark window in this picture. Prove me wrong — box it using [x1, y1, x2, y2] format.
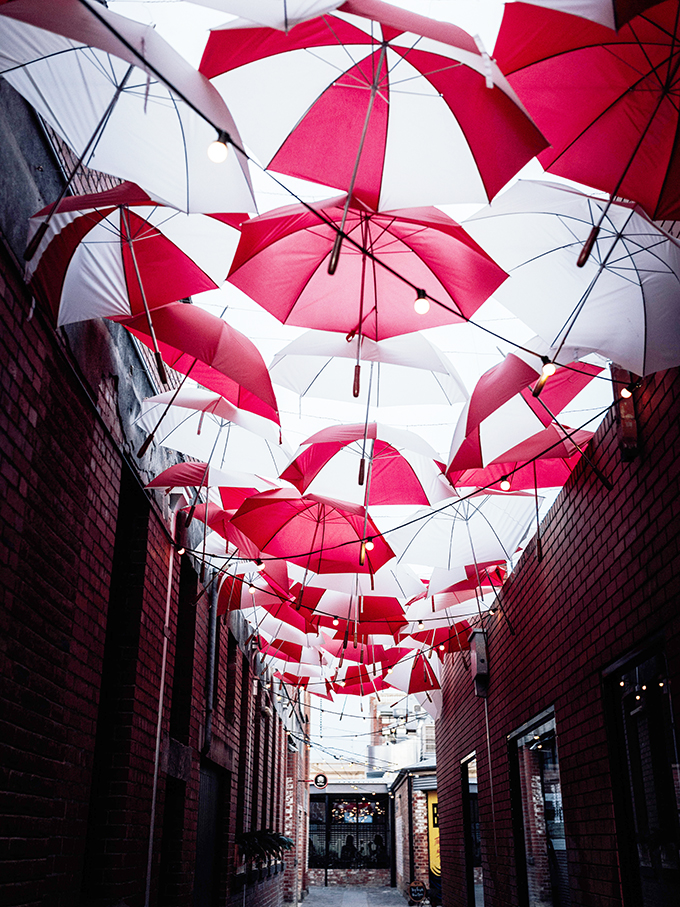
[509, 711, 570, 907]
[603, 646, 680, 907]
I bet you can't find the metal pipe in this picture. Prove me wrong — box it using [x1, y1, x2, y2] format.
[202, 574, 220, 755]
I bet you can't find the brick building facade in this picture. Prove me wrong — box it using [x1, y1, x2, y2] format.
[0, 81, 309, 907]
[435, 368, 680, 907]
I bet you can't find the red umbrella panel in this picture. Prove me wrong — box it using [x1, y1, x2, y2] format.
[495, 1, 680, 221]
[191, 503, 263, 561]
[229, 488, 395, 574]
[384, 649, 441, 695]
[228, 196, 507, 341]
[400, 621, 473, 660]
[302, 589, 408, 638]
[280, 422, 455, 506]
[201, 0, 547, 210]
[121, 302, 280, 424]
[332, 663, 391, 696]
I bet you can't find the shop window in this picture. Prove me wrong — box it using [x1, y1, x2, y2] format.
[309, 794, 390, 869]
[509, 710, 570, 907]
[603, 645, 680, 906]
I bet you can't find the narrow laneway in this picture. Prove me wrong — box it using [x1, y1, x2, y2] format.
[303, 887, 407, 907]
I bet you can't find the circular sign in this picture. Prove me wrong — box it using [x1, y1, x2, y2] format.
[408, 881, 427, 903]
[313, 773, 328, 789]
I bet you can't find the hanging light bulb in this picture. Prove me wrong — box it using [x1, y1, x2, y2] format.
[248, 584, 256, 595]
[387, 667, 393, 674]
[333, 617, 339, 627]
[620, 385, 633, 399]
[207, 130, 230, 163]
[364, 538, 375, 551]
[414, 288, 430, 315]
[439, 645, 445, 652]
[418, 620, 425, 630]
[499, 476, 511, 492]
[532, 356, 556, 398]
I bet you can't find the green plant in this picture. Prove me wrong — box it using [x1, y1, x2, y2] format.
[235, 829, 294, 864]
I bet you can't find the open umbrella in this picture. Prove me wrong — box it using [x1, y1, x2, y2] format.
[25, 183, 244, 327]
[269, 329, 467, 408]
[230, 488, 395, 574]
[516, 0, 661, 29]
[185, 0, 342, 29]
[464, 180, 680, 375]
[380, 493, 538, 571]
[447, 338, 601, 473]
[201, 0, 546, 210]
[300, 588, 408, 637]
[121, 302, 280, 424]
[280, 423, 454, 506]
[135, 391, 289, 475]
[384, 648, 441, 695]
[228, 196, 507, 344]
[0, 0, 255, 214]
[495, 2, 680, 222]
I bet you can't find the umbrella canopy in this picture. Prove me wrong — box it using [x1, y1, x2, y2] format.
[0, 0, 255, 213]
[290, 560, 426, 599]
[465, 180, 680, 376]
[230, 488, 395, 574]
[228, 196, 507, 341]
[332, 663, 390, 696]
[200, 0, 547, 210]
[449, 426, 595, 491]
[146, 462, 277, 494]
[269, 330, 467, 407]
[495, 1, 680, 220]
[25, 183, 244, 327]
[515, 0, 660, 29]
[400, 621, 472, 660]
[121, 302, 280, 423]
[301, 588, 408, 637]
[190, 503, 264, 560]
[384, 649, 441, 695]
[185, 0, 342, 29]
[280, 422, 454, 506]
[381, 493, 538, 571]
[135, 391, 289, 475]
[447, 339, 601, 473]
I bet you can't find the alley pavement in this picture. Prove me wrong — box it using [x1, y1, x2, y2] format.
[303, 886, 408, 906]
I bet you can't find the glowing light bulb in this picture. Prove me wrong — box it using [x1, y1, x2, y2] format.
[499, 477, 511, 492]
[332, 618, 339, 627]
[439, 645, 445, 652]
[418, 621, 425, 630]
[364, 539, 374, 551]
[248, 584, 256, 595]
[541, 360, 557, 378]
[414, 289, 430, 315]
[176, 546, 186, 556]
[207, 130, 230, 163]
[621, 386, 632, 399]
[387, 667, 393, 674]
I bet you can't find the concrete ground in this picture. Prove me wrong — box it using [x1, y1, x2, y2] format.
[303, 886, 408, 906]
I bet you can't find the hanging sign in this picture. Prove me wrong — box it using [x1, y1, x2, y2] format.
[313, 773, 328, 789]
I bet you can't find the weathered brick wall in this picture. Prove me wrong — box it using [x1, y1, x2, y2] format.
[436, 368, 680, 907]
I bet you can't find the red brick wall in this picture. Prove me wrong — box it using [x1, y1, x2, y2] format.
[436, 368, 680, 907]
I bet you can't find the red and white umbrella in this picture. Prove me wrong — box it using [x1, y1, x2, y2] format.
[399, 621, 473, 661]
[269, 330, 467, 408]
[230, 488, 395, 574]
[464, 180, 680, 375]
[447, 345, 601, 473]
[228, 196, 507, 342]
[280, 423, 455, 506]
[380, 493, 538, 571]
[300, 588, 408, 638]
[200, 0, 546, 210]
[384, 648, 441, 695]
[121, 302, 280, 423]
[495, 3, 680, 222]
[0, 0, 255, 213]
[146, 462, 277, 495]
[26, 183, 243, 327]
[185, 0, 342, 29]
[332, 663, 390, 696]
[514, 0, 659, 29]
[135, 391, 289, 476]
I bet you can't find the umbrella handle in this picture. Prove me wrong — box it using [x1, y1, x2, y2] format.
[353, 364, 361, 398]
[328, 232, 343, 275]
[577, 225, 599, 268]
[358, 458, 366, 486]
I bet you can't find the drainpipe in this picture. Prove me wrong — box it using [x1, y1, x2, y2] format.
[408, 773, 415, 884]
[202, 573, 220, 755]
[144, 503, 182, 907]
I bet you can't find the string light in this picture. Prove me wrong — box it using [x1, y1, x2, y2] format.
[333, 618, 339, 627]
[499, 476, 511, 492]
[207, 130, 230, 163]
[414, 288, 430, 315]
[620, 386, 632, 399]
[364, 539, 375, 551]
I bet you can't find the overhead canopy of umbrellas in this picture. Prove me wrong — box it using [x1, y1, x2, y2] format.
[13, 0, 680, 708]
